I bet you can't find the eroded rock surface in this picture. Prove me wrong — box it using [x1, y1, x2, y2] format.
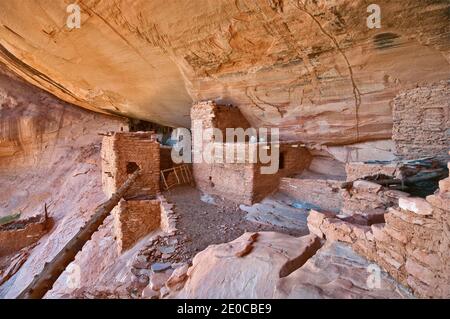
[0, 0, 448, 146]
[167, 231, 412, 299]
[0, 66, 127, 298]
[275, 241, 413, 299]
[168, 232, 321, 299]
[240, 193, 310, 231]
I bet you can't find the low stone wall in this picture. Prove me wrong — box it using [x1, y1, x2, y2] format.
[308, 163, 450, 298]
[279, 178, 406, 220]
[279, 178, 342, 213]
[193, 144, 311, 205]
[341, 180, 409, 223]
[159, 195, 178, 235]
[194, 161, 255, 204]
[0, 215, 50, 256]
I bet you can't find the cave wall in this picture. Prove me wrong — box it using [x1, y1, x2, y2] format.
[0, 0, 448, 148]
[0, 65, 128, 298]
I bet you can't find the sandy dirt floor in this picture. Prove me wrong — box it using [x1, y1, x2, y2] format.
[163, 186, 304, 262]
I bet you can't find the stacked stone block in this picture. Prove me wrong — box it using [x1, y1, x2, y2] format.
[0, 214, 50, 256]
[113, 199, 161, 252]
[393, 81, 450, 163]
[101, 132, 163, 253]
[308, 159, 450, 298]
[191, 101, 311, 204]
[101, 132, 160, 199]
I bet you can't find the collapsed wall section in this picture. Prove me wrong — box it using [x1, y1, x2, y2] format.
[0, 214, 50, 257]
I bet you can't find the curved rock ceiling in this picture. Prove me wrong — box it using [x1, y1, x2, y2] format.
[0, 0, 449, 145]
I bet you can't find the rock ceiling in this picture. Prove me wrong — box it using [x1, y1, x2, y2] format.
[0, 0, 449, 144]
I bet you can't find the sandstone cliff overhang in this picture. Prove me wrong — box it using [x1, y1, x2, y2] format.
[0, 0, 449, 145]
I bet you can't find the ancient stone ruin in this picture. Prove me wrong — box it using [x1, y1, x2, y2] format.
[191, 101, 312, 204]
[0, 1, 449, 301]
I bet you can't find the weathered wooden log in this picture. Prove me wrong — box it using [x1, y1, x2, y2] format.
[17, 169, 141, 299]
[375, 170, 446, 186]
[340, 169, 446, 189]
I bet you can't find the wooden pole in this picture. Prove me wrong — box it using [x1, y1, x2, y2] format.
[17, 169, 141, 299]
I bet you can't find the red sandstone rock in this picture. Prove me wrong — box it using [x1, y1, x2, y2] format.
[345, 162, 399, 182]
[0, 1, 449, 301]
[167, 232, 321, 299]
[384, 225, 408, 244]
[0, 68, 127, 299]
[308, 209, 371, 244]
[399, 198, 433, 216]
[407, 248, 441, 270]
[166, 264, 189, 292]
[438, 178, 450, 193]
[405, 259, 436, 287]
[235, 232, 259, 257]
[352, 180, 382, 193]
[1, 1, 449, 148]
[149, 270, 172, 291]
[370, 224, 389, 243]
[141, 286, 160, 299]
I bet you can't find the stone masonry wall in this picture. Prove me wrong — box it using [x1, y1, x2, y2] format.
[113, 199, 161, 253]
[252, 144, 312, 203]
[191, 101, 311, 204]
[393, 81, 450, 163]
[195, 161, 255, 204]
[102, 132, 163, 253]
[280, 178, 406, 219]
[341, 180, 409, 223]
[0, 215, 50, 256]
[101, 132, 160, 198]
[191, 101, 251, 133]
[279, 178, 343, 213]
[308, 159, 450, 298]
